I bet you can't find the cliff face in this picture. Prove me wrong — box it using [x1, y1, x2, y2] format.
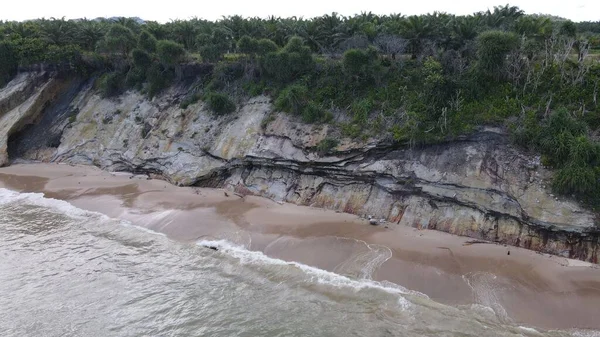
[1, 72, 598, 262]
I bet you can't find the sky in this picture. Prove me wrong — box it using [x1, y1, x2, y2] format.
[1, 0, 598, 22]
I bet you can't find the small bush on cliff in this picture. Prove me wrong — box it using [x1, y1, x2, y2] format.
[514, 108, 600, 208]
[98, 71, 125, 97]
[205, 92, 236, 115]
[274, 84, 308, 115]
[315, 138, 339, 154]
[301, 101, 326, 123]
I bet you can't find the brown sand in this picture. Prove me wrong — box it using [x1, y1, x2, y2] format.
[1, 163, 599, 331]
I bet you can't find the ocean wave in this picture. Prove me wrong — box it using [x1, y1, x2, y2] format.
[197, 239, 421, 310]
[0, 188, 106, 220]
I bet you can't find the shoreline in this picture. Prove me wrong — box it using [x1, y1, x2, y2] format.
[1, 162, 599, 331]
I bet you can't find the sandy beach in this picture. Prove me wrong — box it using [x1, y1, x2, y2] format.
[1, 162, 599, 331]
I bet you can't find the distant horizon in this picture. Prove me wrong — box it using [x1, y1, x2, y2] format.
[1, 0, 599, 23]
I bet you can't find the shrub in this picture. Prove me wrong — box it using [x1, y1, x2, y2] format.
[132, 49, 152, 69]
[199, 45, 223, 62]
[98, 72, 125, 97]
[180, 92, 201, 109]
[342, 48, 379, 82]
[101, 24, 136, 55]
[205, 92, 236, 115]
[301, 101, 325, 123]
[237, 35, 258, 55]
[476, 30, 518, 77]
[351, 98, 374, 125]
[157, 40, 185, 67]
[552, 165, 599, 197]
[274, 84, 308, 115]
[256, 39, 279, 55]
[138, 30, 157, 52]
[213, 61, 244, 83]
[316, 138, 339, 154]
[513, 107, 600, 206]
[0, 41, 18, 87]
[260, 37, 314, 83]
[146, 63, 173, 98]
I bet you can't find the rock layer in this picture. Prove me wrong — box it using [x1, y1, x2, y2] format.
[1, 72, 598, 262]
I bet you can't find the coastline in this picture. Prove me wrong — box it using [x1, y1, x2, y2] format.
[1, 162, 599, 331]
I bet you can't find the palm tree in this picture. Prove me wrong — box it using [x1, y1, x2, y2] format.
[40, 17, 75, 46]
[2, 21, 41, 39]
[481, 4, 524, 29]
[450, 16, 481, 46]
[169, 20, 198, 50]
[399, 16, 433, 58]
[514, 16, 552, 40]
[76, 20, 106, 51]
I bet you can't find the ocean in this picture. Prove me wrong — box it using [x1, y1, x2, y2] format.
[0, 188, 597, 337]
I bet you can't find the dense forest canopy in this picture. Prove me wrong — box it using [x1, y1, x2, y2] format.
[1, 5, 600, 208]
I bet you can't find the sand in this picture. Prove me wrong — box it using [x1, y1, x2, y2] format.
[1, 163, 599, 331]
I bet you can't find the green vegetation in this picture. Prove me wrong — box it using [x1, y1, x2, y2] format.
[1, 8, 600, 207]
[316, 138, 339, 154]
[205, 92, 236, 115]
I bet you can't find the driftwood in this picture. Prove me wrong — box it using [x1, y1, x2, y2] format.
[462, 240, 492, 246]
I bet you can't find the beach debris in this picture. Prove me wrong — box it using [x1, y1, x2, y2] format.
[224, 191, 229, 197]
[276, 201, 284, 205]
[507, 250, 511, 256]
[463, 240, 491, 246]
[234, 192, 245, 200]
[203, 245, 219, 251]
[369, 219, 379, 226]
[379, 218, 386, 224]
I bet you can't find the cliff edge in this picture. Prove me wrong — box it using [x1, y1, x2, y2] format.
[1, 73, 598, 262]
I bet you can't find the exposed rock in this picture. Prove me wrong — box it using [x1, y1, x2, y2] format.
[2, 72, 599, 263]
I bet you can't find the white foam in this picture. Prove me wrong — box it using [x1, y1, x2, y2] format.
[119, 221, 167, 237]
[197, 239, 414, 310]
[518, 326, 539, 333]
[0, 188, 108, 220]
[570, 330, 600, 337]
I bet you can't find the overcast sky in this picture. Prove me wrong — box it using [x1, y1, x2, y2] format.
[1, 0, 598, 22]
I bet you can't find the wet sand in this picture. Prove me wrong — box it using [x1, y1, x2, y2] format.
[1, 163, 599, 331]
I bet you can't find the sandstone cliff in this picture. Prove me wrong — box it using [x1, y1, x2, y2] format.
[1, 72, 598, 262]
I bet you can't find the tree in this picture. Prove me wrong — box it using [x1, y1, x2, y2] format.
[131, 48, 152, 69]
[197, 27, 233, 62]
[40, 17, 75, 46]
[256, 39, 278, 55]
[514, 16, 552, 40]
[560, 21, 577, 38]
[476, 30, 518, 78]
[399, 16, 433, 59]
[156, 40, 185, 68]
[169, 20, 197, 50]
[138, 30, 157, 52]
[101, 24, 136, 56]
[343, 47, 379, 82]
[76, 20, 105, 51]
[0, 41, 18, 86]
[374, 34, 406, 59]
[237, 35, 258, 55]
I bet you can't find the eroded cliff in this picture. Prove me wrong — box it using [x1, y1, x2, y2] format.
[1, 72, 598, 262]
